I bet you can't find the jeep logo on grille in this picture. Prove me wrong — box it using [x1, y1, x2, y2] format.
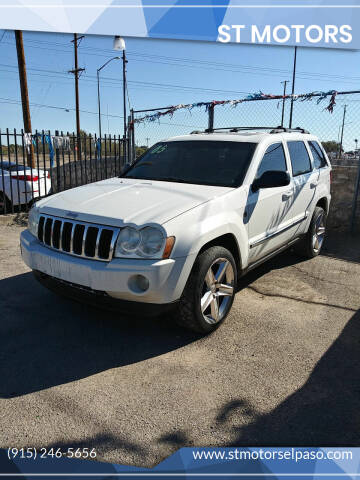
[65, 211, 79, 218]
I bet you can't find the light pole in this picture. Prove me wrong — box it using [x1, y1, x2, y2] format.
[355, 138, 358, 156]
[97, 56, 120, 139]
[113, 36, 127, 140]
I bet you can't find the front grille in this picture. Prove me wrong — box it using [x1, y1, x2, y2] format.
[37, 214, 120, 262]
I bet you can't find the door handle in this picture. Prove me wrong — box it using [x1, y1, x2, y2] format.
[282, 191, 293, 201]
[310, 181, 318, 189]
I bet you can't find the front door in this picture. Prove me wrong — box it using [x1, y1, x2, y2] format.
[247, 142, 295, 263]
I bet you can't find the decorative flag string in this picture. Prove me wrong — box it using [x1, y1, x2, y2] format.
[132, 90, 339, 126]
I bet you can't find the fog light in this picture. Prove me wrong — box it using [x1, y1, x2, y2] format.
[128, 274, 149, 293]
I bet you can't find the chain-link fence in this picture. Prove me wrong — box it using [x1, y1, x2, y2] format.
[131, 91, 360, 231]
[0, 129, 127, 214]
[132, 107, 210, 150]
[132, 91, 360, 164]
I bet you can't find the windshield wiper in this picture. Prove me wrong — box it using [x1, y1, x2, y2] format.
[151, 177, 189, 183]
[122, 176, 187, 183]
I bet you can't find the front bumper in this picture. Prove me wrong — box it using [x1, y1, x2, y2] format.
[21, 229, 195, 304]
[33, 271, 177, 316]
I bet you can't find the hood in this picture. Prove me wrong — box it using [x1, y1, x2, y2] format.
[38, 178, 233, 227]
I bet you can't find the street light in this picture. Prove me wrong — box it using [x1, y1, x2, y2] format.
[113, 36, 127, 141]
[355, 138, 358, 156]
[97, 56, 120, 139]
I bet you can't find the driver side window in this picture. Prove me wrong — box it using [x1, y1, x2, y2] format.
[256, 143, 287, 179]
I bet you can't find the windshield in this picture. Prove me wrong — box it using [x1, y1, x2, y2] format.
[122, 140, 256, 187]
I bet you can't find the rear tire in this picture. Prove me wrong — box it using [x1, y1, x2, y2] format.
[0, 192, 12, 214]
[176, 246, 237, 334]
[294, 206, 327, 258]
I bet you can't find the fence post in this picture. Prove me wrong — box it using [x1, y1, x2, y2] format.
[130, 109, 135, 163]
[207, 104, 215, 132]
[351, 160, 360, 233]
[55, 130, 61, 193]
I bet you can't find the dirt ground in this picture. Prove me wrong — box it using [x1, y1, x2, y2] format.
[0, 223, 359, 467]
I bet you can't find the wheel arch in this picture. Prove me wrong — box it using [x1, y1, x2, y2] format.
[197, 233, 242, 275]
[316, 197, 329, 214]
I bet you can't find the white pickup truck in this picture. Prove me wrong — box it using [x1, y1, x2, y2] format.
[21, 127, 331, 333]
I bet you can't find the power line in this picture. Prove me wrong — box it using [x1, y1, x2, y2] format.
[2, 38, 360, 84]
[0, 96, 124, 118]
[0, 63, 253, 95]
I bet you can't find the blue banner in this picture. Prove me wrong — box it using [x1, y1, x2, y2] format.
[0, 1, 359, 49]
[1, 447, 359, 478]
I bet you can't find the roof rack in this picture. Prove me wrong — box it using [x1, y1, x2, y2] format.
[190, 126, 310, 134]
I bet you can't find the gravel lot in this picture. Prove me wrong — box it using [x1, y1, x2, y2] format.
[0, 222, 359, 467]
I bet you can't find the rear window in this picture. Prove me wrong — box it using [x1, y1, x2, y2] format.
[309, 141, 327, 169]
[287, 141, 312, 176]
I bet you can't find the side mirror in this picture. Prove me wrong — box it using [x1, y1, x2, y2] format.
[252, 170, 290, 192]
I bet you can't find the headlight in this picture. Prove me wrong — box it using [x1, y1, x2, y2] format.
[115, 227, 141, 255]
[28, 205, 40, 237]
[114, 226, 167, 258]
[138, 227, 165, 256]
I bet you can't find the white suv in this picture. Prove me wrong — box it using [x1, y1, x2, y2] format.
[20, 127, 331, 333]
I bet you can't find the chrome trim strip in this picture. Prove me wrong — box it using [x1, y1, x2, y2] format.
[37, 214, 120, 262]
[108, 229, 119, 260]
[81, 225, 88, 256]
[250, 213, 309, 249]
[94, 227, 102, 259]
[69, 223, 76, 254]
[59, 220, 64, 250]
[50, 217, 55, 247]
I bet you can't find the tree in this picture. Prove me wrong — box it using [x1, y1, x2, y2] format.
[135, 145, 148, 158]
[322, 141, 342, 154]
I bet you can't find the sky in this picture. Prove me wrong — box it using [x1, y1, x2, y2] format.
[1, 29, 360, 150]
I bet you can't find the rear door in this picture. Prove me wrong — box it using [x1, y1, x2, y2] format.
[284, 140, 319, 238]
[308, 140, 332, 199]
[247, 141, 296, 263]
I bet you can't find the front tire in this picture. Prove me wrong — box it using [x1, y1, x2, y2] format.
[294, 206, 327, 258]
[177, 246, 237, 334]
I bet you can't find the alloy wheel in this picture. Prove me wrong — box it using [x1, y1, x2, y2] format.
[200, 258, 235, 325]
[312, 212, 326, 253]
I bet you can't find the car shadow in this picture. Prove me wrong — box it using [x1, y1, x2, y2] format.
[0, 272, 201, 399]
[219, 308, 360, 446]
[235, 248, 305, 293]
[155, 309, 360, 449]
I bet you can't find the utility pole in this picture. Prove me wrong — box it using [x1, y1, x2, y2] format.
[338, 104, 347, 159]
[15, 30, 35, 168]
[289, 46, 298, 129]
[280, 80, 289, 127]
[122, 50, 127, 140]
[69, 34, 85, 161]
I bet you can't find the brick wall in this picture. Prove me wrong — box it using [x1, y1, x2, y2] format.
[328, 166, 360, 231]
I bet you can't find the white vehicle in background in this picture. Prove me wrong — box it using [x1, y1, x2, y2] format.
[0, 161, 52, 213]
[21, 126, 331, 334]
